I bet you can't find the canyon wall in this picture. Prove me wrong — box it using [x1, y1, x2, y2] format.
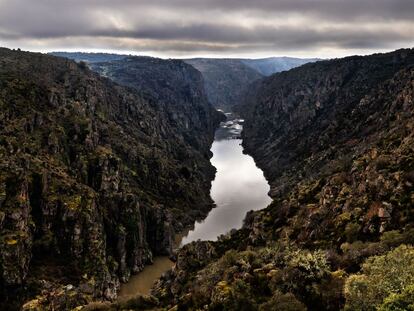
[0, 48, 221, 309]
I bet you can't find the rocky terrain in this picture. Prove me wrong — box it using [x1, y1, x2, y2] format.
[142, 49, 414, 310]
[184, 58, 263, 110]
[185, 57, 317, 110]
[52, 53, 316, 111]
[0, 48, 221, 310]
[90, 56, 223, 153]
[2, 47, 414, 310]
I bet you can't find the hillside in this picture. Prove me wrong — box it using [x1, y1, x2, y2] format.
[184, 58, 264, 110]
[5, 48, 414, 310]
[90, 56, 223, 152]
[52, 53, 316, 111]
[0, 48, 221, 310]
[146, 49, 414, 311]
[241, 57, 319, 76]
[185, 57, 317, 110]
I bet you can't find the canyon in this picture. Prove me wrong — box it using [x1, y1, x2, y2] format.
[0, 47, 413, 311]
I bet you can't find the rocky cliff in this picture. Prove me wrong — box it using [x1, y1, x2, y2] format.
[185, 57, 317, 110]
[241, 49, 414, 196]
[52, 53, 316, 112]
[0, 48, 221, 309]
[146, 49, 414, 310]
[184, 58, 263, 110]
[90, 56, 223, 153]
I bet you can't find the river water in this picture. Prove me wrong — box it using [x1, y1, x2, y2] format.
[119, 114, 271, 297]
[181, 116, 272, 244]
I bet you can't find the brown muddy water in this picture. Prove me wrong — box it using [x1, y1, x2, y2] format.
[118, 257, 174, 297]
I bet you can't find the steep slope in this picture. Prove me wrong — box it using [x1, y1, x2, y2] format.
[145, 49, 414, 311]
[185, 57, 317, 110]
[184, 58, 263, 110]
[90, 56, 223, 153]
[241, 56, 319, 76]
[0, 48, 220, 309]
[51, 53, 317, 111]
[242, 49, 414, 196]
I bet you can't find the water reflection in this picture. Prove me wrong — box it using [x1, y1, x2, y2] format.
[119, 115, 272, 297]
[181, 117, 271, 244]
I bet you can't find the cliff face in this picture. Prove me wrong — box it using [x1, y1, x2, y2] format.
[241, 49, 414, 196]
[148, 49, 414, 310]
[185, 57, 317, 110]
[90, 56, 223, 154]
[184, 58, 263, 110]
[0, 48, 220, 309]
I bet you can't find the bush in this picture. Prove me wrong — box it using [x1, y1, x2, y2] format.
[344, 245, 414, 311]
[378, 285, 414, 311]
[285, 249, 330, 281]
[258, 291, 306, 311]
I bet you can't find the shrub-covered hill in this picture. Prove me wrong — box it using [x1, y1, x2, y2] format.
[144, 49, 414, 310]
[0, 48, 221, 309]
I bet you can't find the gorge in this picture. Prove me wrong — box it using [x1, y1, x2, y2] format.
[1, 47, 414, 311]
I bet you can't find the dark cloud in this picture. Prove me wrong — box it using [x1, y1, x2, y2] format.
[0, 0, 412, 57]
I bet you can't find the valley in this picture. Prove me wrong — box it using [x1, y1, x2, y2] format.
[0, 47, 413, 311]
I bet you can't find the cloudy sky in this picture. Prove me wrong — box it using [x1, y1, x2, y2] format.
[0, 0, 413, 58]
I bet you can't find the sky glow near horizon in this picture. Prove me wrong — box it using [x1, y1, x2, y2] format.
[0, 0, 413, 59]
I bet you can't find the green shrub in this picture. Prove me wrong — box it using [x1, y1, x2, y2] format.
[344, 245, 414, 311]
[378, 285, 414, 311]
[258, 291, 306, 311]
[380, 230, 405, 248]
[285, 249, 330, 281]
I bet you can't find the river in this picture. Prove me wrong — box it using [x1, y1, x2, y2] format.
[118, 113, 271, 297]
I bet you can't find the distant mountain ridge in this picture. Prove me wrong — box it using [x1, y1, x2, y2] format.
[241, 56, 320, 76]
[185, 57, 318, 109]
[50, 52, 128, 63]
[51, 52, 318, 110]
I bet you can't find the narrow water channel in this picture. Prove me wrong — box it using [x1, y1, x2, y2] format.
[181, 115, 272, 244]
[119, 113, 271, 297]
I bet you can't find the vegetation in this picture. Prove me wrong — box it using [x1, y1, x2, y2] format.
[150, 49, 414, 311]
[345, 245, 414, 311]
[2, 46, 414, 311]
[0, 47, 221, 310]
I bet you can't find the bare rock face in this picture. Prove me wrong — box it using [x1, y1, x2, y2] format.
[0, 48, 221, 309]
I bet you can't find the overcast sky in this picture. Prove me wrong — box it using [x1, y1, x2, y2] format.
[0, 0, 413, 58]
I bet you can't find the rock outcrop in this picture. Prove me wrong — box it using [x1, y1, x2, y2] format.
[0, 48, 221, 309]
